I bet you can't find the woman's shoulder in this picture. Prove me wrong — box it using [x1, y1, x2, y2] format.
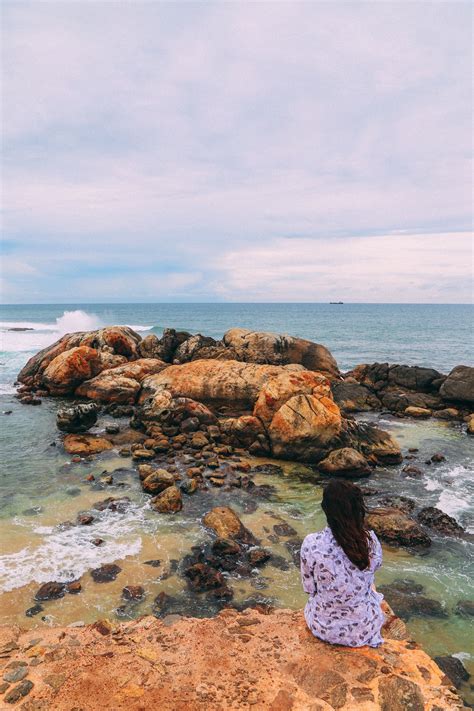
[301, 527, 330, 550]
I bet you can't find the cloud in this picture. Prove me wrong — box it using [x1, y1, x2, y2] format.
[1, 1, 472, 302]
[212, 232, 473, 303]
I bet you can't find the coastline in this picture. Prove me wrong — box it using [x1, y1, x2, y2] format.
[0, 607, 465, 710]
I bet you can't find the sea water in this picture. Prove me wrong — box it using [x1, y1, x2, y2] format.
[0, 303, 473, 702]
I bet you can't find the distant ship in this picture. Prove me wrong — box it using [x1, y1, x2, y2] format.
[329, 301, 344, 304]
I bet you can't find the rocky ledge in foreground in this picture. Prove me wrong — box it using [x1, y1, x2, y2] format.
[0, 608, 465, 710]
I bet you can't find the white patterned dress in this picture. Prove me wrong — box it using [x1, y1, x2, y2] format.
[300, 526, 385, 647]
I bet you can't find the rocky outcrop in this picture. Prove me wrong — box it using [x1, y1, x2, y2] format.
[0, 610, 464, 710]
[366, 507, 431, 548]
[332, 380, 381, 412]
[439, 365, 474, 404]
[223, 327, 341, 378]
[378, 579, 448, 621]
[42, 346, 104, 395]
[63, 434, 113, 456]
[56, 402, 99, 433]
[75, 358, 167, 403]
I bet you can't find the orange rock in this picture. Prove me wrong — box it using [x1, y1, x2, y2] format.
[43, 346, 101, 395]
[63, 434, 113, 456]
[75, 359, 167, 403]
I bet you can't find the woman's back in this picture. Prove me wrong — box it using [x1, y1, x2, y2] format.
[301, 481, 385, 648]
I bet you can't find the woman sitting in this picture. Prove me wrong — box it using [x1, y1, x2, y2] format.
[300, 479, 385, 647]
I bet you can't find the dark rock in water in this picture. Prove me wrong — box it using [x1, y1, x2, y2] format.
[207, 585, 234, 601]
[439, 365, 474, 404]
[56, 403, 99, 433]
[203, 506, 258, 546]
[93, 496, 131, 513]
[65, 487, 82, 497]
[2, 410, 12, 415]
[144, 559, 162, 567]
[402, 465, 424, 477]
[273, 522, 297, 537]
[269, 553, 290, 571]
[184, 563, 225, 591]
[247, 548, 271, 567]
[91, 538, 105, 546]
[21, 506, 43, 516]
[430, 452, 446, 463]
[76, 513, 94, 525]
[454, 599, 474, 618]
[66, 580, 82, 594]
[378, 580, 447, 621]
[434, 655, 470, 688]
[26, 604, 44, 617]
[90, 564, 122, 583]
[34, 581, 66, 601]
[151, 485, 183, 513]
[417, 506, 464, 535]
[366, 507, 431, 548]
[212, 538, 241, 557]
[105, 424, 120, 435]
[251, 464, 284, 477]
[122, 585, 145, 601]
[153, 591, 175, 616]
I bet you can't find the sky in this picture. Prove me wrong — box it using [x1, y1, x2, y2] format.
[1, 1, 472, 304]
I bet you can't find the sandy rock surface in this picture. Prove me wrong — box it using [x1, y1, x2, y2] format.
[0, 609, 463, 710]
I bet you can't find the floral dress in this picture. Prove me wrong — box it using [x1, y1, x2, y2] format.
[300, 526, 385, 647]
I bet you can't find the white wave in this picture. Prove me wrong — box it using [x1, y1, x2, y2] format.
[55, 310, 101, 334]
[120, 324, 153, 332]
[423, 463, 474, 532]
[0, 506, 145, 593]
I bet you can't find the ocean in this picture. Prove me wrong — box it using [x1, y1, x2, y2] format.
[0, 302, 473, 702]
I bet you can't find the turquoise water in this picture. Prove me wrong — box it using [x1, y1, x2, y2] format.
[0, 302, 473, 702]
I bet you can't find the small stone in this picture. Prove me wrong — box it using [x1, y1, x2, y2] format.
[25, 605, 43, 617]
[34, 582, 66, 601]
[76, 513, 94, 525]
[91, 538, 105, 546]
[90, 564, 122, 583]
[431, 453, 446, 463]
[43, 673, 67, 691]
[5, 679, 34, 704]
[3, 667, 28, 683]
[92, 620, 113, 636]
[66, 580, 82, 594]
[122, 585, 145, 601]
[105, 425, 120, 435]
[143, 559, 161, 567]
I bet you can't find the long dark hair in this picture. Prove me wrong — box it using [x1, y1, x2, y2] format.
[321, 480, 370, 570]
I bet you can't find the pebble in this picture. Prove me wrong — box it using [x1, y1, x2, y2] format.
[3, 667, 28, 683]
[5, 679, 34, 703]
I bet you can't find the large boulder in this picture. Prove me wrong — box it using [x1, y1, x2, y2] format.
[17, 326, 142, 389]
[75, 359, 167, 404]
[366, 507, 431, 548]
[56, 402, 99, 433]
[151, 485, 183, 513]
[440, 365, 474, 404]
[63, 433, 113, 455]
[350, 363, 443, 394]
[140, 359, 302, 410]
[223, 328, 340, 379]
[139, 328, 192, 362]
[331, 381, 381, 412]
[43, 346, 103, 395]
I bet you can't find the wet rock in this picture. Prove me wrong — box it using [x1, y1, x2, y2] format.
[434, 656, 470, 688]
[142, 469, 175, 494]
[90, 564, 122, 583]
[184, 563, 225, 591]
[34, 582, 66, 601]
[433, 407, 460, 420]
[404, 406, 431, 418]
[4, 679, 34, 704]
[430, 452, 446, 463]
[122, 585, 145, 601]
[439, 365, 474, 404]
[402, 465, 424, 477]
[203, 506, 258, 545]
[454, 599, 474, 618]
[63, 434, 113, 456]
[56, 402, 99, 433]
[376, 496, 416, 514]
[212, 538, 241, 557]
[318, 447, 371, 477]
[144, 559, 161, 567]
[93, 496, 131, 513]
[25, 604, 44, 617]
[285, 538, 303, 566]
[76, 513, 94, 525]
[250, 463, 284, 476]
[248, 548, 271, 567]
[66, 581, 82, 594]
[180, 478, 199, 494]
[378, 580, 447, 620]
[105, 424, 120, 434]
[151, 485, 183, 513]
[273, 522, 297, 537]
[417, 507, 464, 535]
[366, 508, 431, 548]
[132, 448, 155, 461]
